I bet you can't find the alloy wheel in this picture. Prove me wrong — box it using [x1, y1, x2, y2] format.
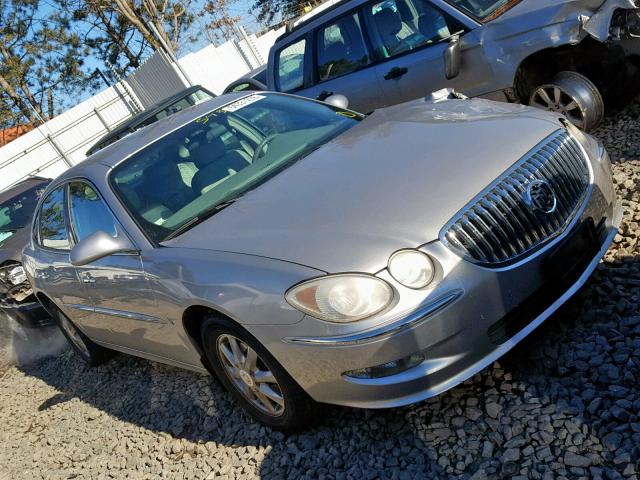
[529, 71, 604, 131]
[216, 334, 285, 416]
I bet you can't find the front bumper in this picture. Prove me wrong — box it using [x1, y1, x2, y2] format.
[0, 298, 54, 329]
[252, 152, 619, 409]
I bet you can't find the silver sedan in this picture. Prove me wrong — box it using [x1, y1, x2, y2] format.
[23, 92, 620, 431]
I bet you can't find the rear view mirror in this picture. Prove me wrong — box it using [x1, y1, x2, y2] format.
[444, 35, 461, 80]
[70, 230, 137, 266]
[324, 94, 349, 110]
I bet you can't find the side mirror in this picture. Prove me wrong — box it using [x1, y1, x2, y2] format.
[444, 35, 461, 80]
[324, 94, 349, 110]
[70, 230, 137, 266]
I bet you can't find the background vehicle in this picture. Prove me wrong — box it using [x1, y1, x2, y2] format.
[0, 177, 52, 328]
[86, 85, 215, 155]
[266, 0, 640, 130]
[223, 66, 268, 94]
[24, 92, 619, 431]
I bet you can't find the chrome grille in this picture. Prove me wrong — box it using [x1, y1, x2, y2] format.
[441, 130, 591, 265]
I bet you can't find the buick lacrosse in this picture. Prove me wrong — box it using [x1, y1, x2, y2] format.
[23, 92, 620, 431]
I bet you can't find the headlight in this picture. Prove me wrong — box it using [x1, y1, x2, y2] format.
[285, 274, 393, 323]
[564, 120, 605, 160]
[7, 265, 27, 285]
[388, 249, 436, 289]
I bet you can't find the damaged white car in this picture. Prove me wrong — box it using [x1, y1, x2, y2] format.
[266, 0, 640, 130]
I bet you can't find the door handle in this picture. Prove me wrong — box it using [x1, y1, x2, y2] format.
[82, 272, 96, 285]
[316, 90, 334, 101]
[384, 67, 409, 80]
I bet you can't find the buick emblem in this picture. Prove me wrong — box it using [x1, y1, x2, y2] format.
[524, 180, 557, 214]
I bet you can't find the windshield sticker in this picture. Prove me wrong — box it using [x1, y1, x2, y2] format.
[222, 94, 266, 112]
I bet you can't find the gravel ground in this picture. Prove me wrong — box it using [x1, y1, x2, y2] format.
[1, 98, 640, 480]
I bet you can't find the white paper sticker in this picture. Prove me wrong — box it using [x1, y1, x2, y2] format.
[222, 94, 266, 112]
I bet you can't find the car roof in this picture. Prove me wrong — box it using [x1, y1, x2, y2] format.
[278, 0, 350, 41]
[86, 85, 215, 156]
[0, 177, 51, 203]
[58, 92, 251, 182]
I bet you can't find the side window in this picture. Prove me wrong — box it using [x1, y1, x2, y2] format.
[68, 181, 118, 242]
[364, 0, 463, 58]
[276, 38, 306, 92]
[38, 186, 71, 250]
[316, 13, 371, 82]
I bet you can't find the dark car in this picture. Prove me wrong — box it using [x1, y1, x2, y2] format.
[223, 66, 268, 94]
[0, 177, 53, 328]
[86, 85, 215, 156]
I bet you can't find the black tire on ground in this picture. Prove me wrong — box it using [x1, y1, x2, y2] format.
[201, 314, 317, 432]
[53, 307, 114, 366]
[529, 71, 605, 131]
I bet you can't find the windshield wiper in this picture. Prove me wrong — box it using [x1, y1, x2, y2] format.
[163, 197, 240, 241]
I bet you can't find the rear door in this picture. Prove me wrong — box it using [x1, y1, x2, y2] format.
[298, 12, 386, 113]
[66, 180, 165, 353]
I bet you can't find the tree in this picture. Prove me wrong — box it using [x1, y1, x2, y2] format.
[0, 0, 93, 127]
[58, 0, 196, 77]
[199, 0, 240, 45]
[252, 0, 321, 26]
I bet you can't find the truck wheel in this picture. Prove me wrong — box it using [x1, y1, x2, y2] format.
[54, 307, 114, 366]
[529, 71, 604, 131]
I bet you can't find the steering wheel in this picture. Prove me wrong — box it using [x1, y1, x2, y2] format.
[252, 134, 277, 163]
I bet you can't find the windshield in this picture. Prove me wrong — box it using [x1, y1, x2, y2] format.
[111, 93, 363, 243]
[445, 0, 520, 21]
[0, 183, 46, 245]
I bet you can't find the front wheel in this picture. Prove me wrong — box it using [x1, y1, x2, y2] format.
[529, 71, 604, 131]
[201, 315, 316, 432]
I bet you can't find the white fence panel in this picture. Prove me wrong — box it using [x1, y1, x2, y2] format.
[0, 84, 138, 190]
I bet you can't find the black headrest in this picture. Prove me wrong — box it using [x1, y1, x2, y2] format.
[374, 9, 402, 37]
[190, 137, 226, 169]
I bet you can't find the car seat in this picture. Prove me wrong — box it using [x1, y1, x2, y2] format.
[191, 138, 252, 195]
[141, 155, 197, 215]
[117, 184, 173, 226]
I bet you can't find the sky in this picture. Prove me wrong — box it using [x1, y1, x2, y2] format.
[39, 0, 263, 96]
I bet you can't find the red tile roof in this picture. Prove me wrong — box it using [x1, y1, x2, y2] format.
[0, 125, 34, 147]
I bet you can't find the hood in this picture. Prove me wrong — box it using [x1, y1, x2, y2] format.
[0, 226, 29, 264]
[164, 98, 563, 273]
[493, 0, 636, 41]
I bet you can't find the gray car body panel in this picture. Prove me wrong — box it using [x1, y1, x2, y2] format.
[266, 0, 639, 111]
[163, 98, 563, 273]
[22, 93, 619, 407]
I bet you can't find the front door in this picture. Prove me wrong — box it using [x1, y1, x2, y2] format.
[363, 0, 473, 105]
[66, 180, 165, 354]
[32, 185, 90, 326]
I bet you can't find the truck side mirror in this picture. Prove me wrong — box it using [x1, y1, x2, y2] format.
[444, 35, 461, 80]
[324, 94, 349, 110]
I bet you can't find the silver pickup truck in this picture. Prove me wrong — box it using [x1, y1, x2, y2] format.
[266, 0, 640, 130]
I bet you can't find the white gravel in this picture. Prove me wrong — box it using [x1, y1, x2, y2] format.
[1, 98, 640, 479]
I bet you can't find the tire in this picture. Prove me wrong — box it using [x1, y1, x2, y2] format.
[201, 314, 316, 432]
[53, 307, 114, 366]
[529, 71, 604, 131]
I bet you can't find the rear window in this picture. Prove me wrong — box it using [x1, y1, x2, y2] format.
[316, 13, 371, 81]
[444, 0, 521, 21]
[276, 39, 306, 92]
